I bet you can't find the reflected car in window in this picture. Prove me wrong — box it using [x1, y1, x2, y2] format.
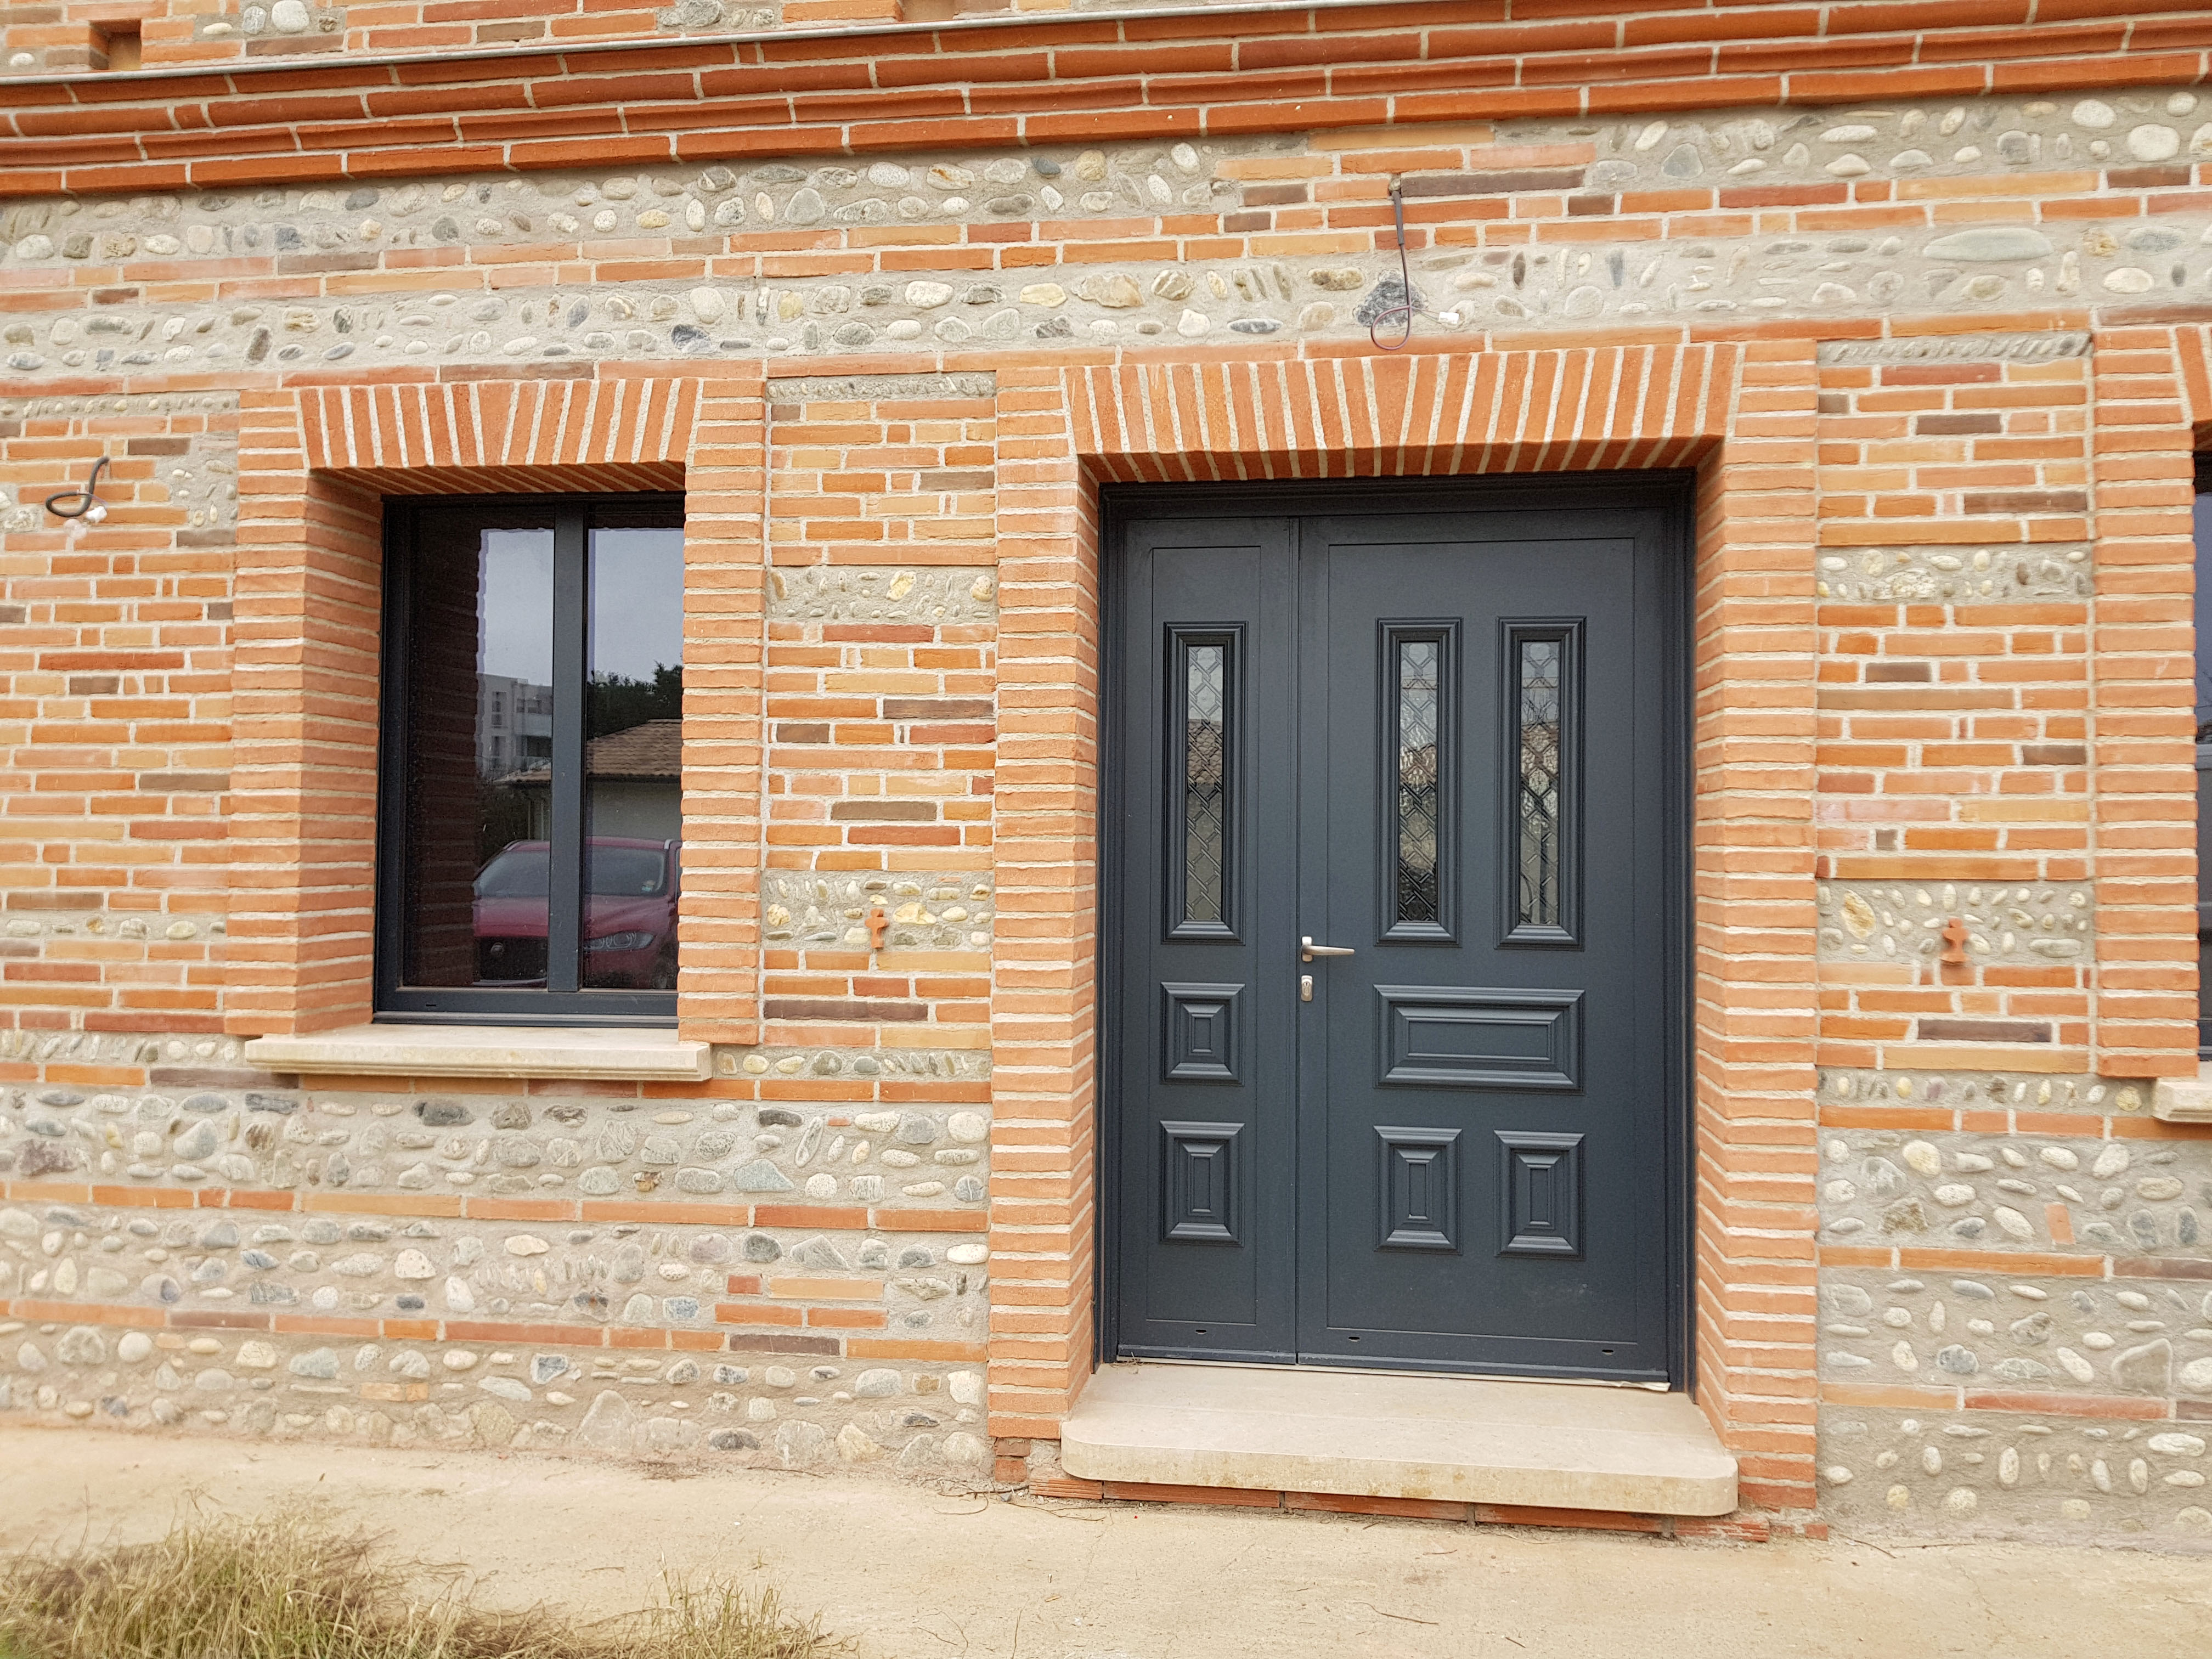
[472, 837, 678, 990]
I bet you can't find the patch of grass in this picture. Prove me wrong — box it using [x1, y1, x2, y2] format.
[0, 1511, 846, 1659]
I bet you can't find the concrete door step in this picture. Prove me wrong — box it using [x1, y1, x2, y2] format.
[1060, 1362, 1739, 1517]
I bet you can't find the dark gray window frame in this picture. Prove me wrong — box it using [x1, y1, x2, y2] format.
[374, 491, 683, 1026]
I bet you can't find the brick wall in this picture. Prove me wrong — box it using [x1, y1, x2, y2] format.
[4, 11, 2212, 1543]
[0, 394, 233, 1039]
[1814, 340, 2100, 1066]
[13, 1, 2206, 86]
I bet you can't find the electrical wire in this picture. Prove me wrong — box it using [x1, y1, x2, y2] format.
[43, 456, 111, 522]
[1368, 179, 1415, 352]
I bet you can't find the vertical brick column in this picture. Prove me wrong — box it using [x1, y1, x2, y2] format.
[760, 371, 999, 1052]
[679, 371, 770, 1043]
[227, 392, 382, 1036]
[2089, 327, 2200, 1078]
[986, 362, 1098, 1439]
[1690, 341, 1822, 1510]
[0, 394, 234, 1039]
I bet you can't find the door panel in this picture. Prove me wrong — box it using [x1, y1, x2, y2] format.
[1109, 481, 1684, 1382]
[1112, 520, 1299, 1358]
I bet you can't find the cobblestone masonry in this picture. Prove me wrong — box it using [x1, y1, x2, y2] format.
[4, 2, 2212, 1548]
[12, 94, 2212, 375]
[1816, 1093, 2212, 1543]
[0, 1078, 996, 1470]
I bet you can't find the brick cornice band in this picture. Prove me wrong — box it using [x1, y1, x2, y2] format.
[5, 4, 2211, 196]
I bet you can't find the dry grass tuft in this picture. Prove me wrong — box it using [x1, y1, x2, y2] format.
[0, 1510, 847, 1659]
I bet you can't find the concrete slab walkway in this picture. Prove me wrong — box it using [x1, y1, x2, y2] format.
[0, 1425, 2204, 1659]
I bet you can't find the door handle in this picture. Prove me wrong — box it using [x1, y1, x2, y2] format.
[1300, 936, 1356, 962]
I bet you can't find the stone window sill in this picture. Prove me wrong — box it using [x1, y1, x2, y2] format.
[240, 1023, 711, 1082]
[2152, 1062, 2212, 1124]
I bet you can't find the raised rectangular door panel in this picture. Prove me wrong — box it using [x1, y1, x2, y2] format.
[1162, 982, 1242, 1082]
[1376, 985, 1583, 1091]
[1376, 1126, 1461, 1252]
[1108, 478, 1685, 1383]
[1497, 1131, 1585, 1259]
[1161, 1121, 1243, 1245]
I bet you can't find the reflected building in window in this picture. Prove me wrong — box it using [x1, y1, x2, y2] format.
[478, 674, 553, 778]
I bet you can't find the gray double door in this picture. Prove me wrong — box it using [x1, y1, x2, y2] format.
[1108, 479, 1685, 1382]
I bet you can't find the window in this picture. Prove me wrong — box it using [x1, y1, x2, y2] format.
[376, 494, 684, 1023]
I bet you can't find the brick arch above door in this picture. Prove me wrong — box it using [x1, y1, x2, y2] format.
[1064, 347, 1745, 483]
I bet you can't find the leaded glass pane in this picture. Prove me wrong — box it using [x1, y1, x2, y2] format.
[1396, 640, 1442, 925]
[1516, 638, 1564, 928]
[1183, 643, 1227, 924]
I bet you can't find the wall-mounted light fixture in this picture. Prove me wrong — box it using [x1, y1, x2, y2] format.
[43, 457, 110, 523]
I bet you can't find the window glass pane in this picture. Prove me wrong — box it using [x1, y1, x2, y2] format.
[582, 526, 684, 990]
[402, 512, 556, 988]
[1183, 641, 1228, 926]
[1396, 639, 1442, 925]
[1516, 637, 1564, 929]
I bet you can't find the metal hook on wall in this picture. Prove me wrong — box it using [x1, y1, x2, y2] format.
[1368, 179, 1417, 352]
[43, 456, 112, 523]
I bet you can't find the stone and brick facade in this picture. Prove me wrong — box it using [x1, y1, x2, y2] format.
[4, 0, 2212, 1547]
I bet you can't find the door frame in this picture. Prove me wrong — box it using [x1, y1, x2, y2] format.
[1095, 471, 1698, 1389]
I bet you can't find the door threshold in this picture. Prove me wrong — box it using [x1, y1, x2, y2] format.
[1133, 1355, 1672, 1392]
[1063, 1359, 1736, 1517]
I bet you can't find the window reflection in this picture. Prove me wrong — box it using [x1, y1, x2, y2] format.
[403, 515, 556, 988]
[583, 527, 684, 989]
[394, 501, 682, 1006]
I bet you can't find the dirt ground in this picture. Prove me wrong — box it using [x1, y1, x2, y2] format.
[2, 1425, 2207, 1658]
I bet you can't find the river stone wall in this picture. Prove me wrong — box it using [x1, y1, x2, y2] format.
[0, 1075, 995, 1473]
[6, 90, 2212, 382]
[1816, 884, 2094, 971]
[1816, 1090, 2212, 1547]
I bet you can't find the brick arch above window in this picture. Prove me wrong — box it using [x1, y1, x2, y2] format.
[295, 374, 697, 492]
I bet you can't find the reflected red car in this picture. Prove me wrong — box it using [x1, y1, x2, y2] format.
[472, 837, 678, 989]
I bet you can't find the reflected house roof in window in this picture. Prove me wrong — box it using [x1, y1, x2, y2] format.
[495, 719, 680, 787]
[583, 718, 681, 779]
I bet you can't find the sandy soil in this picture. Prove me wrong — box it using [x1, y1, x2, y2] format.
[1, 1425, 2206, 1658]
